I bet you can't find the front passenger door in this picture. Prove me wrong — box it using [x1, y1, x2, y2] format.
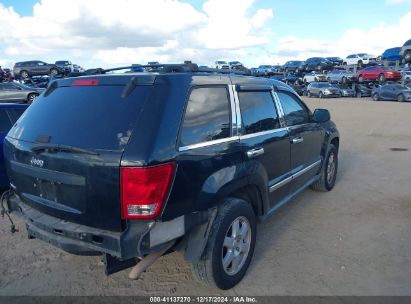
[276, 91, 324, 192]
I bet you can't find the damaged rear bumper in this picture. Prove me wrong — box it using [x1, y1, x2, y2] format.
[6, 195, 185, 260]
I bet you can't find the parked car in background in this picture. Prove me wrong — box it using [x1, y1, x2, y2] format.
[215, 61, 230, 69]
[305, 57, 333, 72]
[270, 73, 301, 85]
[336, 84, 356, 97]
[306, 82, 341, 98]
[228, 61, 246, 70]
[256, 65, 274, 76]
[0, 103, 28, 189]
[130, 64, 145, 72]
[303, 71, 327, 83]
[327, 69, 355, 84]
[22, 76, 50, 89]
[355, 66, 402, 83]
[72, 64, 85, 73]
[401, 70, 411, 81]
[381, 47, 402, 62]
[282, 61, 306, 73]
[0, 82, 44, 103]
[0, 66, 4, 82]
[326, 57, 343, 66]
[343, 53, 376, 67]
[400, 39, 411, 64]
[355, 84, 373, 98]
[13, 61, 62, 79]
[55, 61, 73, 74]
[372, 83, 411, 102]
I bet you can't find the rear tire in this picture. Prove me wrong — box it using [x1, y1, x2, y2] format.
[50, 68, 59, 76]
[398, 94, 405, 102]
[319, 91, 324, 99]
[310, 144, 338, 192]
[191, 198, 256, 290]
[378, 73, 385, 83]
[372, 93, 380, 101]
[358, 76, 364, 83]
[27, 93, 38, 103]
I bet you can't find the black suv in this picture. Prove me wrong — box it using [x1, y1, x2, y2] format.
[305, 57, 334, 72]
[282, 60, 306, 74]
[3, 64, 339, 290]
[13, 61, 62, 79]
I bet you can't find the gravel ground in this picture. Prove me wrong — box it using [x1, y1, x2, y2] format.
[1, 97, 410, 296]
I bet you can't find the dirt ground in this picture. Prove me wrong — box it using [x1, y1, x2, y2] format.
[1, 97, 410, 296]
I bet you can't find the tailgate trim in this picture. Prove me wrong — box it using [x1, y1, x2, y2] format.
[10, 160, 85, 186]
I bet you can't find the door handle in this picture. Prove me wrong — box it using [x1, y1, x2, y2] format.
[291, 136, 304, 144]
[246, 147, 265, 158]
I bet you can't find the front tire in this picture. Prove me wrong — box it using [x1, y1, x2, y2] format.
[191, 198, 256, 290]
[378, 73, 385, 83]
[319, 91, 324, 99]
[398, 94, 405, 102]
[372, 93, 380, 101]
[310, 144, 338, 192]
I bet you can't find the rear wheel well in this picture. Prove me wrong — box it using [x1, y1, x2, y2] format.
[331, 137, 339, 151]
[229, 185, 263, 216]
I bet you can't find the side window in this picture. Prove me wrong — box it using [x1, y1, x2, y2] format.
[277, 92, 310, 127]
[0, 109, 12, 133]
[180, 87, 231, 147]
[238, 91, 280, 135]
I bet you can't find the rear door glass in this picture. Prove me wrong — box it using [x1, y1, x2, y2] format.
[180, 86, 231, 147]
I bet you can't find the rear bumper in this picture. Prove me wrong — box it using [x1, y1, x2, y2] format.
[7, 195, 186, 259]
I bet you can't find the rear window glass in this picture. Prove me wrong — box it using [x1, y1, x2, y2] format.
[7, 108, 27, 123]
[0, 109, 12, 133]
[8, 85, 152, 151]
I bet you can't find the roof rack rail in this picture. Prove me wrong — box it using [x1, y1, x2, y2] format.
[78, 62, 250, 76]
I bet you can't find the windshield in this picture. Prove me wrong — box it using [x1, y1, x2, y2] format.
[318, 83, 334, 88]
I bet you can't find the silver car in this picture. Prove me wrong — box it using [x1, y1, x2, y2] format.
[0, 82, 44, 103]
[327, 69, 355, 84]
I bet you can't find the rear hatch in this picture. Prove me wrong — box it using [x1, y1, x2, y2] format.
[4, 75, 154, 232]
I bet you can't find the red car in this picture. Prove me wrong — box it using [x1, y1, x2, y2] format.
[355, 66, 402, 82]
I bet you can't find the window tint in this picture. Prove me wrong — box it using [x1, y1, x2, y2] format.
[0, 109, 12, 133]
[7, 108, 26, 123]
[278, 92, 310, 126]
[180, 87, 230, 147]
[238, 91, 280, 135]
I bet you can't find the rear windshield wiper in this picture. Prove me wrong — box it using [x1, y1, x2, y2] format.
[31, 144, 99, 156]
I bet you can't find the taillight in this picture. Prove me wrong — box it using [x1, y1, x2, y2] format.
[71, 79, 99, 86]
[120, 163, 176, 220]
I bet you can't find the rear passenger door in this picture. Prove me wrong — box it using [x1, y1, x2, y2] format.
[276, 91, 323, 192]
[236, 87, 291, 208]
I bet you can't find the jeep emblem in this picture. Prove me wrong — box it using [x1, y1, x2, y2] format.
[30, 157, 44, 168]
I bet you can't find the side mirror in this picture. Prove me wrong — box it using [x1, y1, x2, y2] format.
[312, 108, 330, 123]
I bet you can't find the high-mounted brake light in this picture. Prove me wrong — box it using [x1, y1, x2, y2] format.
[120, 163, 176, 220]
[71, 79, 99, 86]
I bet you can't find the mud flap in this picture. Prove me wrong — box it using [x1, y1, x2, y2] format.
[104, 254, 138, 275]
[183, 208, 217, 263]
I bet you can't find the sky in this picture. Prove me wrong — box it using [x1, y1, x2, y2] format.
[0, 0, 410, 69]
